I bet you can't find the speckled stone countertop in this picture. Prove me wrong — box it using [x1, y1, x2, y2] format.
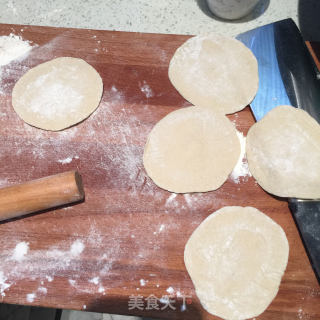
[0, 0, 298, 36]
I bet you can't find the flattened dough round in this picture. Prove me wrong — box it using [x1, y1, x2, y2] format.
[12, 57, 103, 131]
[168, 34, 258, 114]
[143, 106, 240, 193]
[184, 206, 289, 320]
[246, 105, 320, 199]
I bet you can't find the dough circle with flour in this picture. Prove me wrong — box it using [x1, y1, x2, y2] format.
[12, 57, 103, 131]
[143, 106, 240, 193]
[168, 34, 258, 114]
[184, 206, 289, 320]
[246, 105, 320, 199]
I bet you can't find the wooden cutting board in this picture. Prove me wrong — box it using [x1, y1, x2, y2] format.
[0, 24, 319, 320]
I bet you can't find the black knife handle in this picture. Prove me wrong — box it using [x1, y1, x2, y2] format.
[288, 198, 320, 283]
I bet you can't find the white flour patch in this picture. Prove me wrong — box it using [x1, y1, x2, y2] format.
[26, 293, 35, 302]
[165, 193, 177, 206]
[57, 156, 79, 164]
[230, 131, 251, 183]
[153, 224, 166, 235]
[11, 242, 29, 262]
[98, 286, 105, 293]
[0, 33, 33, 66]
[140, 279, 146, 286]
[0, 33, 33, 94]
[37, 286, 47, 294]
[184, 194, 192, 207]
[58, 157, 72, 164]
[68, 279, 76, 287]
[140, 81, 154, 98]
[0, 271, 11, 297]
[70, 239, 85, 256]
[89, 277, 99, 285]
[166, 286, 174, 294]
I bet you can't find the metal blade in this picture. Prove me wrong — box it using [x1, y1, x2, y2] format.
[236, 18, 320, 122]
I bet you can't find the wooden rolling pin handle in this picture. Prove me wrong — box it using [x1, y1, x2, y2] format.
[0, 171, 85, 222]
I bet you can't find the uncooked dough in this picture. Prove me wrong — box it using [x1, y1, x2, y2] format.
[246, 105, 320, 199]
[12, 57, 103, 131]
[184, 206, 289, 320]
[143, 106, 240, 193]
[168, 34, 258, 115]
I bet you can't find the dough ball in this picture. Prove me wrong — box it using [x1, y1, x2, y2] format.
[168, 34, 258, 114]
[246, 105, 320, 199]
[184, 206, 289, 320]
[12, 57, 103, 131]
[143, 106, 240, 193]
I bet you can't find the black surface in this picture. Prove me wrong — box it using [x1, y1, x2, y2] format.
[288, 199, 320, 283]
[299, 0, 320, 41]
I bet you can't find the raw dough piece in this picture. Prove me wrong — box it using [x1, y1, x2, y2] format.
[12, 57, 103, 131]
[168, 34, 258, 114]
[246, 105, 320, 199]
[184, 206, 289, 320]
[143, 106, 240, 193]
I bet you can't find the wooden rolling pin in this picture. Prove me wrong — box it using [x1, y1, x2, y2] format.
[0, 171, 84, 222]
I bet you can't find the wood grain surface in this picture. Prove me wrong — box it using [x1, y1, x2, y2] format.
[0, 24, 319, 320]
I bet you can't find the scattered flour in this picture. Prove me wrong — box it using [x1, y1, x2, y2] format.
[98, 286, 105, 293]
[184, 194, 192, 207]
[140, 80, 154, 98]
[26, 293, 35, 302]
[11, 242, 29, 261]
[165, 193, 177, 206]
[166, 286, 174, 294]
[37, 286, 47, 294]
[68, 279, 76, 287]
[89, 276, 99, 285]
[230, 131, 251, 183]
[0, 271, 11, 297]
[153, 224, 166, 235]
[0, 240, 85, 297]
[58, 156, 74, 164]
[140, 279, 146, 286]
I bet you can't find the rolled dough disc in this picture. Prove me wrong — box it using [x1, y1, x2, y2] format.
[246, 105, 320, 199]
[184, 206, 289, 320]
[168, 34, 258, 114]
[12, 57, 103, 131]
[143, 106, 240, 193]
